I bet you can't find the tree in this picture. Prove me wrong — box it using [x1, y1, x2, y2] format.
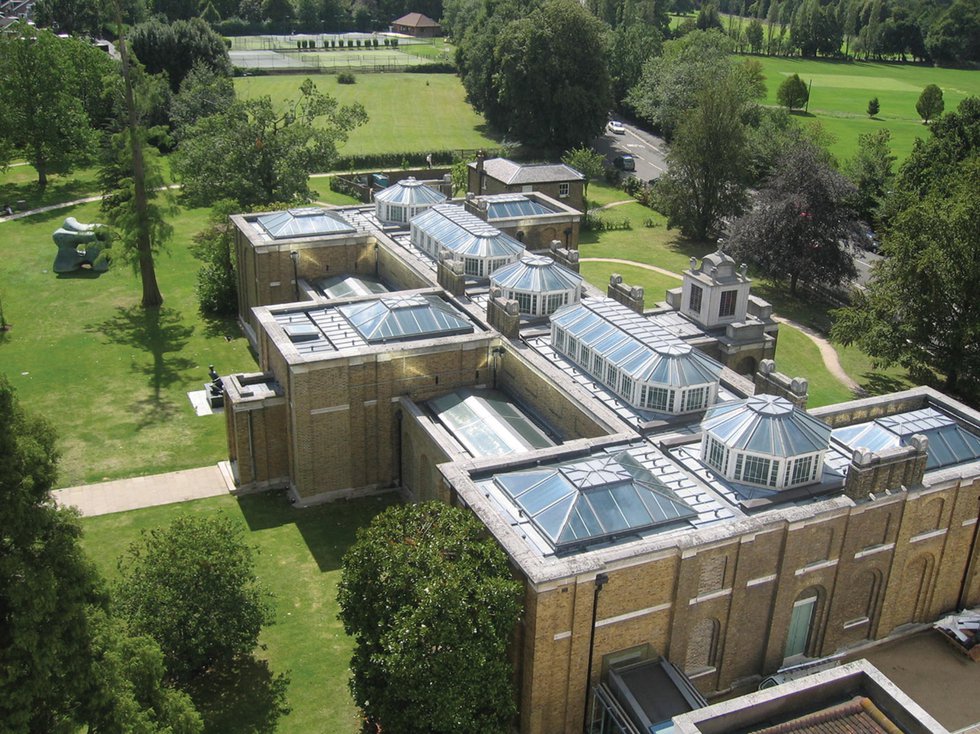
[843, 128, 894, 224]
[925, 0, 980, 65]
[777, 73, 809, 111]
[916, 84, 944, 124]
[726, 141, 859, 295]
[562, 146, 604, 201]
[608, 21, 663, 112]
[173, 79, 367, 207]
[338, 502, 522, 734]
[696, 1, 723, 29]
[193, 200, 239, 316]
[0, 377, 201, 733]
[116, 514, 275, 682]
[654, 73, 753, 241]
[0, 26, 108, 189]
[867, 96, 879, 117]
[131, 17, 232, 92]
[490, 0, 612, 150]
[832, 158, 979, 398]
[628, 30, 763, 140]
[170, 63, 236, 138]
[746, 18, 764, 52]
[33, 0, 103, 35]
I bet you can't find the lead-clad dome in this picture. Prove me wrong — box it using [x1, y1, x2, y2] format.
[700, 395, 832, 489]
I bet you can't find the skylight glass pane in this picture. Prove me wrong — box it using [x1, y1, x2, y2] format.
[520, 476, 575, 514]
[587, 488, 632, 533]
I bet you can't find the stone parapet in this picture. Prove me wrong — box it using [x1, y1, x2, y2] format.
[754, 359, 809, 409]
[487, 290, 521, 339]
[548, 240, 580, 273]
[844, 434, 929, 501]
[436, 253, 466, 296]
[607, 273, 645, 314]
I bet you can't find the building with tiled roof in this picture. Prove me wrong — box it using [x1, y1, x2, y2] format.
[468, 154, 587, 212]
[390, 12, 441, 37]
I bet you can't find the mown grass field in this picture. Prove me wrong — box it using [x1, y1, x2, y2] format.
[80, 491, 398, 734]
[740, 55, 980, 160]
[234, 73, 499, 157]
[0, 173, 256, 486]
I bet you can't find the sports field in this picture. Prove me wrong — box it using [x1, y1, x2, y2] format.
[741, 56, 980, 160]
[234, 73, 499, 156]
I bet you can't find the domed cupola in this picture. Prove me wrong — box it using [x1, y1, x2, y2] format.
[699, 394, 832, 489]
[490, 255, 583, 316]
[373, 177, 447, 225]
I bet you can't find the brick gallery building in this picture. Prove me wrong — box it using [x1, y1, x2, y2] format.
[220, 179, 980, 734]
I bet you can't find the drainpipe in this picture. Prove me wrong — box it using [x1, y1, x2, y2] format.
[583, 573, 609, 734]
[290, 250, 299, 301]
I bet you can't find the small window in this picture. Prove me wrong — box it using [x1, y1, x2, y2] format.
[791, 455, 816, 485]
[689, 284, 703, 314]
[619, 371, 633, 401]
[642, 385, 672, 411]
[706, 436, 728, 472]
[515, 292, 532, 313]
[464, 258, 482, 277]
[592, 351, 603, 376]
[567, 336, 579, 360]
[682, 386, 708, 412]
[558, 182, 570, 198]
[545, 293, 566, 315]
[522, 185, 533, 193]
[606, 364, 619, 388]
[554, 328, 566, 351]
[719, 290, 737, 318]
[741, 455, 773, 485]
[580, 346, 591, 368]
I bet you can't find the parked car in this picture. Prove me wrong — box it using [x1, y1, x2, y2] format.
[613, 154, 635, 171]
[607, 120, 626, 135]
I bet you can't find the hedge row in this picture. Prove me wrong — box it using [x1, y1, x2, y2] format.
[333, 148, 509, 171]
[404, 62, 456, 73]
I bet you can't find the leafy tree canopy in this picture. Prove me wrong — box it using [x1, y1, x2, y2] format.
[170, 62, 237, 138]
[777, 73, 809, 111]
[338, 502, 522, 734]
[653, 72, 754, 241]
[627, 30, 763, 140]
[0, 25, 113, 188]
[843, 128, 894, 225]
[608, 21, 663, 112]
[726, 140, 860, 295]
[0, 377, 201, 733]
[832, 157, 980, 398]
[131, 17, 232, 91]
[116, 514, 276, 682]
[490, 0, 612, 150]
[916, 83, 944, 124]
[173, 78, 367, 207]
[562, 146, 605, 199]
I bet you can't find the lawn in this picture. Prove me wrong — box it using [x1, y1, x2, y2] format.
[740, 56, 980, 160]
[80, 491, 399, 734]
[0, 199, 257, 487]
[1, 164, 102, 212]
[234, 73, 499, 157]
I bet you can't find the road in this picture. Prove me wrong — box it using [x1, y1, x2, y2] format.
[595, 120, 668, 183]
[851, 247, 883, 288]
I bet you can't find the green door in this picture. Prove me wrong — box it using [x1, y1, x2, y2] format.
[785, 597, 816, 658]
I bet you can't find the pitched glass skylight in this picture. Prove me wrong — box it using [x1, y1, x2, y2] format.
[832, 407, 980, 470]
[483, 194, 556, 219]
[428, 389, 554, 458]
[493, 452, 696, 552]
[337, 294, 474, 344]
[256, 208, 355, 239]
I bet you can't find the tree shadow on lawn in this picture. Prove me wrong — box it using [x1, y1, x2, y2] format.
[236, 490, 399, 573]
[0, 176, 98, 212]
[859, 371, 911, 396]
[185, 655, 291, 734]
[90, 306, 196, 429]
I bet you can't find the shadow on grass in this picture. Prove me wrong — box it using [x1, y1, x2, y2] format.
[185, 656, 291, 734]
[91, 306, 196, 428]
[859, 371, 911, 396]
[0, 176, 98, 212]
[751, 280, 836, 332]
[200, 313, 243, 341]
[667, 235, 716, 262]
[55, 267, 108, 280]
[237, 490, 399, 572]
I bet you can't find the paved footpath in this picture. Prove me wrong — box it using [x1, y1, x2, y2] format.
[53, 463, 235, 517]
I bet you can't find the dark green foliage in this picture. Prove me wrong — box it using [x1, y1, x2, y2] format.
[130, 17, 233, 92]
[867, 96, 880, 117]
[33, 0, 103, 36]
[404, 62, 457, 73]
[608, 21, 663, 112]
[746, 18, 764, 52]
[790, 0, 842, 57]
[337, 71, 356, 84]
[696, 2, 723, 29]
[916, 83, 944, 124]
[116, 514, 276, 682]
[338, 502, 522, 734]
[654, 73, 754, 240]
[193, 202, 239, 316]
[200, 0, 221, 24]
[833, 98, 980, 398]
[727, 140, 860, 295]
[174, 78, 367, 207]
[925, 0, 980, 65]
[776, 73, 809, 111]
[170, 63, 236, 138]
[0, 378, 202, 733]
